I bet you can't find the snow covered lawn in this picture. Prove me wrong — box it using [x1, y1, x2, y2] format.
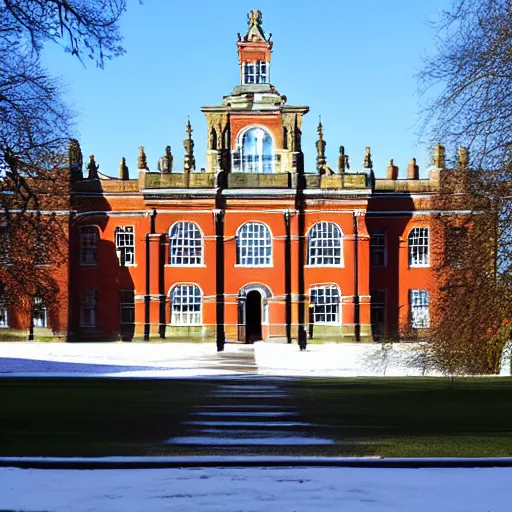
[1, 466, 511, 511]
[0, 341, 510, 378]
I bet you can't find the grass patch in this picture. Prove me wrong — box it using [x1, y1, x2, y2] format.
[2, 377, 512, 457]
[284, 377, 512, 457]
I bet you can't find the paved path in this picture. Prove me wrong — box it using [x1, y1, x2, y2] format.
[164, 376, 337, 456]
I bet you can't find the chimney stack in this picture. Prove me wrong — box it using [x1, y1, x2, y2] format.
[407, 157, 419, 179]
[386, 159, 399, 180]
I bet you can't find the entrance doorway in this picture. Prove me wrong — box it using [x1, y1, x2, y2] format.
[245, 290, 262, 343]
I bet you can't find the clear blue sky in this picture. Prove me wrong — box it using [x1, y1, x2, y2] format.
[42, 0, 452, 178]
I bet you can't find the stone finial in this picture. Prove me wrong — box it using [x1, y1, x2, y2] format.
[433, 143, 446, 169]
[86, 154, 99, 179]
[363, 146, 373, 169]
[68, 139, 83, 171]
[386, 159, 399, 180]
[137, 146, 148, 170]
[316, 118, 327, 174]
[248, 9, 262, 27]
[119, 157, 129, 180]
[184, 119, 196, 172]
[158, 146, 173, 173]
[407, 157, 419, 179]
[243, 10, 267, 43]
[458, 146, 469, 170]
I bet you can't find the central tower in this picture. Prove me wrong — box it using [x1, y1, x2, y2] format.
[201, 10, 309, 176]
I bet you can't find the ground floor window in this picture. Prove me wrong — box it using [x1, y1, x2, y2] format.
[0, 285, 7, 327]
[80, 290, 97, 327]
[371, 289, 386, 338]
[0, 306, 7, 327]
[120, 290, 135, 324]
[410, 289, 430, 328]
[33, 297, 47, 328]
[171, 284, 202, 325]
[310, 285, 341, 324]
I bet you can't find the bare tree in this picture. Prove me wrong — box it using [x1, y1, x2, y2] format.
[419, 0, 511, 171]
[418, 0, 512, 374]
[0, 1, 131, 333]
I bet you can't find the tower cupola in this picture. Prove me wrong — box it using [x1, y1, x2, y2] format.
[237, 10, 272, 86]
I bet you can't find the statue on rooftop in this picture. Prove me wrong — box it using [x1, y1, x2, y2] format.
[158, 146, 173, 173]
[363, 146, 373, 169]
[86, 154, 99, 179]
[338, 146, 346, 174]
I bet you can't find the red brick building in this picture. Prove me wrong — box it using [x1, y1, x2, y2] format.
[0, 11, 471, 348]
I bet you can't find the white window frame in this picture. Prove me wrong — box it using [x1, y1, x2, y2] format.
[80, 290, 97, 328]
[370, 229, 387, 267]
[80, 225, 99, 266]
[309, 285, 341, 325]
[410, 289, 430, 328]
[307, 222, 344, 267]
[232, 125, 275, 174]
[408, 227, 430, 267]
[170, 284, 202, 326]
[0, 284, 7, 327]
[33, 297, 47, 328]
[168, 221, 203, 266]
[236, 222, 273, 267]
[243, 60, 269, 85]
[115, 226, 135, 266]
[0, 298, 7, 327]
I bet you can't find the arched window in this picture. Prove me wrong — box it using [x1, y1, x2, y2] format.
[233, 127, 275, 174]
[80, 225, 99, 266]
[169, 222, 203, 265]
[307, 222, 343, 266]
[170, 284, 202, 325]
[408, 227, 430, 266]
[310, 285, 341, 325]
[236, 222, 272, 266]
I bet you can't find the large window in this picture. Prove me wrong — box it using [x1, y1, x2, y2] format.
[169, 221, 203, 266]
[170, 284, 202, 325]
[115, 226, 135, 266]
[243, 61, 268, 84]
[370, 229, 386, 267]
[410, 290, 430, 328]
[308, 222, 343, 266]
[408, 227, 430, 267]
[33, 297, 47, 328]
[310, 285, 341, 325]
[233, 127, 275, 174]
[236, 222, 272, 266]
[80, 226, 98, 266]
[80, 290, 97, 327]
